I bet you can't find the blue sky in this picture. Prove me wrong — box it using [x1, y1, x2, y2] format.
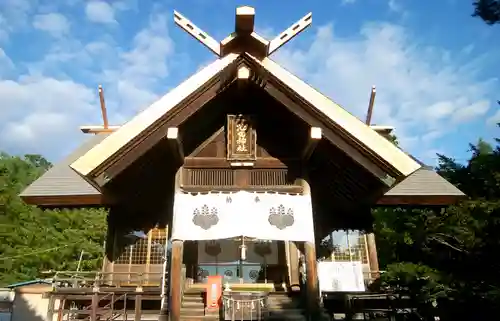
[0, 0, 498, 166]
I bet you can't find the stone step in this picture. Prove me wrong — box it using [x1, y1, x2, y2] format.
[182, 301, 205, 309]
[180, 307, 206, 317]
[179, 316, 218, 321]
[266, 314, 307, 321]
[182, 295, 205, 303]
[268, 308, 304, 315]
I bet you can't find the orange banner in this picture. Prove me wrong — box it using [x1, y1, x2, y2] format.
[206, 275, 223, 310]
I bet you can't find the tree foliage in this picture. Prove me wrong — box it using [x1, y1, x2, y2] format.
[473, 0, 500, 24]
[0, 153, 107, 286]
[373, 126, 500, 319]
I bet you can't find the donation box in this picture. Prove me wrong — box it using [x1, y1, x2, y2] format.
[206, 275, 222, 310]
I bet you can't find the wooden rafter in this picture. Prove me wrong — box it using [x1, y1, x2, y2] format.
[235, 6, 255, 34]
[173, 10, 221, 56]
[80, 125, 120, 134]
[268, 12, 312, 56]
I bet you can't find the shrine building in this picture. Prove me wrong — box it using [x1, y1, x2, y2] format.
[20, 6, 464, 321]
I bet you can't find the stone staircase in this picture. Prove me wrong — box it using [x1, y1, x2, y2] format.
[180, 290, 313, 321]
[266, 292, 307, 321]
[180, 288, 219, 321]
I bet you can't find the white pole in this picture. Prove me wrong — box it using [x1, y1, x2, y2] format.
[76, 250, 84, 272]
[160, 239, 169, 311]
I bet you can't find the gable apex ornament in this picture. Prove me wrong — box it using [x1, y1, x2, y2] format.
[174, 6, 312, 58]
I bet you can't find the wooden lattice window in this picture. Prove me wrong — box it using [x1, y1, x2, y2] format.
[326, 230, 369, 264]
[149, 228, 168, 265]
[114, 228, 168, 265]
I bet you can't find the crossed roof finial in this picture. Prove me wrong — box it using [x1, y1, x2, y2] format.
[173, 6, 312, 58]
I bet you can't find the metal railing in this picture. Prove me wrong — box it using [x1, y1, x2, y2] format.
[45, 271, 166, 290]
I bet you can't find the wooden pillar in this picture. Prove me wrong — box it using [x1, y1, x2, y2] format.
[169, 239, 184, 321]
[366, 233, 380, 279]
[91, 293, 99, 321]
[294, 175, 319, 317]
[288, 241, 300, 291]
[45, 295, 55, 321]
[305, 241, 319, 318]
[134, 294, 142, 321]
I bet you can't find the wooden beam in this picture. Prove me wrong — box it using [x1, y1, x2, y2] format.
[173, 10, 220, 56]
[370, 125, 394, 136]
[376, 194, 466, 206]
[167, 127, 184, 162]
[365, 85, 376, 126]
[20, 194, 106, 207]
[268, 12, 312, 56]
[183, 157, 295, 169]
[235, 6, 255, 34]
[98, 85, 109, 129]
[80, 125, 120, 134]
[302, 127, 321, 161]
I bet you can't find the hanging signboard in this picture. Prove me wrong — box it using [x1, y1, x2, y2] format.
[317, 261, 365, 292]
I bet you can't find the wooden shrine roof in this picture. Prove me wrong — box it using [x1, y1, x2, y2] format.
[69, 54, 421, 186]
[19, 7, 465, 207]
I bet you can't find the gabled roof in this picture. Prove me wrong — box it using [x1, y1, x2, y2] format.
[19, 7, 465, 207]
[20, 134, 108, 206]
[70, 53, 421, 187]
[379, 168, 465, 205]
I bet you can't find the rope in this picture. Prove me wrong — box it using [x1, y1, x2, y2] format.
[0, 243, 80, 260]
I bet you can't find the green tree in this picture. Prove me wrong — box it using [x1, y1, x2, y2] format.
[0, 153, 107, 286]
[373, 127, 500, 319]
[473, 0, 500, 24]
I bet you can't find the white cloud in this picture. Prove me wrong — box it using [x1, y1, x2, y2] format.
[274, 22, 494, 159]
[85, 1, 116, 24]
[487, 109, 500, 125]
[0, 76, 97, 158]
[98, 12, 174, 118]
[0, 10, 177, 160]
[0, 7, 178, 159]
[33, 13, 70, 37]
[387, 0, 402, 12]
[0, 48, 14, 74]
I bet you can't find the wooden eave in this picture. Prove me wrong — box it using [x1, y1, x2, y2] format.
[20, 134, 110, 207]
[376, 168, 466, 206]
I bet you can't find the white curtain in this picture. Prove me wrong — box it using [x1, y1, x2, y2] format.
[197, 240, 279, 264]
[171, 191, 315, 242]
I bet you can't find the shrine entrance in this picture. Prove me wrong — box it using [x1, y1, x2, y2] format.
[195, 239, 287, 285]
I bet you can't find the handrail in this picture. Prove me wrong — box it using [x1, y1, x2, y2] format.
[46, 270, 165, 289]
